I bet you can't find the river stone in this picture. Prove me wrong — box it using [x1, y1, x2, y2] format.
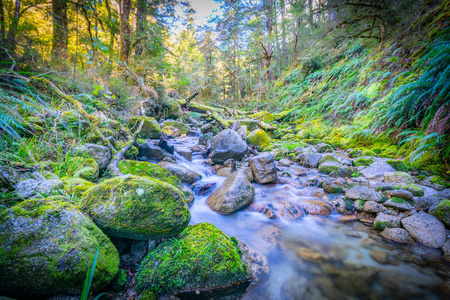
[136, 223, 253, 298]
[360, 163, 396, 179]
[385, 189, 413, 201]
[373, 213, 401, 230]
[363, 201, 385, 213]
[72, 143, 112, 172]
[209, 129, 248, 164]
[137, 142, 175, 162]
[346, 185, 381, 202]
[248, 152, 277, 184]
[299, 199, 333, 215]
[278, 200, 304, 219]
[117, 160, 194, 205]
[278, 158, 292, 167]
[370, 250, 389, 264]
[0, 198, 119, 298]
[438, 189, 450, 198]
[414, 196, 443, 211]
[163, 126, 180, 137]
[401, 213, 446, 248]
[298, 153, 323, 168]
[164, 120, 190, 135]
[384, 172, 414, 184]
[429, 199, 450, 227]
[381, 228, 414, 244]
[322, 181, 343, 194]
[319, 154, 339, 165]
[206, 169, 255, 214]
[16, 179, 64, 199]
[384, 198, 413, 211]
[199, 132, 214, 146]
[318, 162, 352, 178]
[0, 166, 18, 190]
[247, 129, 270, 149]
[443, 240, 450, 262]
[81, 175, 191, 240]
[353, 200, 366, 212]
[158, 161, 202, 184]
[216, 167, 232, 177]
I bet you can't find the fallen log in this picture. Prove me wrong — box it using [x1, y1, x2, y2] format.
[258, 121, 276, 131]
[207, 111, 230, 129]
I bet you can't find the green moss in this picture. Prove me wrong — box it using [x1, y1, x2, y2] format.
[116, 141, 139, 159]
[361, 150, 378, 157]
[344, 199, 353, 210]
[247, 129, 270, 150]
[386, 160, 408, 172]
[354, 157, 374, 167]
[391, 197, 406, 204]
[129, 116, 161, 139]
[374, 221, 391, 231]
[430, 175, 448, 187]
[319, 154, 339, 164]
[351, 172, 362, 177]
[60, 177, 95, 204]
[164, 121, 189, 135]
[394, 184, 424, 197]
[348, 149, 362, 158]
[303, 139, 323, 145]
[136, 223, 250, 296]
[248, 111, 274, 122]
[431, 200, 450, 219]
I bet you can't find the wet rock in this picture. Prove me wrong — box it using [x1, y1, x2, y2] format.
[322, 181, 343, 194]
[317, 143, 333, 153]
[279, 200, 303, 219]
[206, 169, 255, 214]
[261, 204, 278, 219]
[238, 240, 270, 285]
[297, 153, 322, 168]
[0, 166, 18, 190]
[158, 161, 201, 184]
[318, 154, 339, 165]
[138, 142, 175, 162]
[414, 196, 442, 211]
[370, 250, 389, 264]
[198, 132, 214, 146]
[363, 201, 385, 213]
[346, 185, 381, 202]
[0, 198, 119, 298]
[443, 240, 450, 262]
[384, 198, 413, 211]
[248, 152, 277, 184]
[164, 120, 190, 135]
[135, 223, 255, 298]
[339, 215, 359, 222]
[384, 172, 414, 184]
[278, 158, 292, 167]
[81, 175, 191, 240]
[333, 265, 378, 297]
[209, 129, 247, 164]
[72, 143, 112, 172]
[16, 179, 64, 199]
[401, 213, 446, 248]
[360, 163, 396, 179]
[299, 199, 333, 216]
[200, 122, 215, 134]
[176, 149, 192, 161]
[191, 182, 216, 196]
[296, 247, 325, 262]
[333, 198, 351, 214]
[437, 189, 450, 198]
[429, 199, 450, 227]
[373, 213, 401, 230]
[353, 200, 366, 212]
[381, 228, 414, 244]
[163, 126, 180, 137]
[385, 189, 413, 201]
[216, 167, 232, 177]
[377, 182, 424, 197]
[318, 162, 352, 178]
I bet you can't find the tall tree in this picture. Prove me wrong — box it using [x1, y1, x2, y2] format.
[6, 0, 21, 53]
[119, 0, 132, 63]
[52, 0, 69, 60]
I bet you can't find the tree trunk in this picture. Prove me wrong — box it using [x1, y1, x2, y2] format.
[0, 0, 5, 41]
[119, 0, 132, 63]
[6, 0, 20, 53]
[104, 0, 117, 64]
[135, 0, 147, 58]
[280, 0, 288, 65]
[51, 0, 68, 61]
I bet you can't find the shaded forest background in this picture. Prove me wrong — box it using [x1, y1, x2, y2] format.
[0, 0, 449, 175]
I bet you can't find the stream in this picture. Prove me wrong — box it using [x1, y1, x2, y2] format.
[169, 135, 448, 300]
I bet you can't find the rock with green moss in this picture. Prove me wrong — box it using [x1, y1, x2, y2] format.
[303, 139, 323, 145]
[247, 129, 270, 150]
[373, 213, 401, 230]
[117, 160, 194, 205]
[72, 143, 112, 172]
[248, 111, 274, 122]
[60, 177, 95, 204]
[386, 160, 408, 172]
[353, 200, 366, 212]
[157, 161, 201, 184]
[239, 119, 259, 132]
[384, 172, 413, 184]
[429, 200, 450, 227]
[65, 157, 99, 182]
[384, 198, 413, 211]
[361, 150, 378, 157]
[136, 223, 253, 297]
[59, 110, 88, 132]
[0, 198, 119, 298]
[116, 141, 139, 160]
[129, 116, 162, 139]
[318, 162, 352, 178]
[385, 183, 424, 197]
[354, 157, 374, 167]
[81, 175, 191, 240]
[348, 149, 362, 158]
[164, 120, 190, 135]
[319, 154, 339, 165]
[158, 100, 182, 120]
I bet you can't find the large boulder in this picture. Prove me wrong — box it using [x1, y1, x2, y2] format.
[384, 172, 414, 184]
[209, 129, 248, 164]
[346, 186, 381, 202]
[318, 162, 352, 177]
[0, 166, 19, 190]
[157, 161, 202, 184]
[298, 153, 323, 168]
[429, 200, 450, 227]
[164, 120, 190, 135]
[81, 175, 191, 240]
[16, 179, 64, 199]
[246, 129, 269, 150]
[129, 116, 161, 139]
[118, 160, 194, 205]
[248, 152, 277, 184]
[72, 143, 112, 172]
[401, 213, 446, 248]
[136, 223, 262, 298]
[137, 142, 175, 162]
[0, 198, 119, 298]
[360, 163, 396, 179]
[207, 169, 255, 214]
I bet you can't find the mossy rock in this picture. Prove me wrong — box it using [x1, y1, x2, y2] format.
[81, 175, 191, 240]
[164, 121, 190, 135]
[136, 223, 251, 297]
[157, 100, 182, 120]
[394, 184, 424, 197]
[116, 141, 139, 160]
[239, 119, 259, 132]
[430, 175, 449, 187]
[71, 157, 99, 182]
[59, 110, 88, 133]
[247, 129, 269, 150]
[303, 139, 323, 145]
[386, 160, 408, 172]
[129, 116, 161, 139]
[348, 149, 362, 158]
[319, 154, 339, 165]
[430, 199, 450, 227]
[318, 162, 352, 178]
[361, 150, 378, 157]
[0, 198, 119, 297]
[60, 177, 95, 204]
[354, 158, 374, 167]
[248, 111, 274, 123]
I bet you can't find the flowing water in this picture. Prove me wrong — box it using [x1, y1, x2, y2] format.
[171, 136, 449, 300]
